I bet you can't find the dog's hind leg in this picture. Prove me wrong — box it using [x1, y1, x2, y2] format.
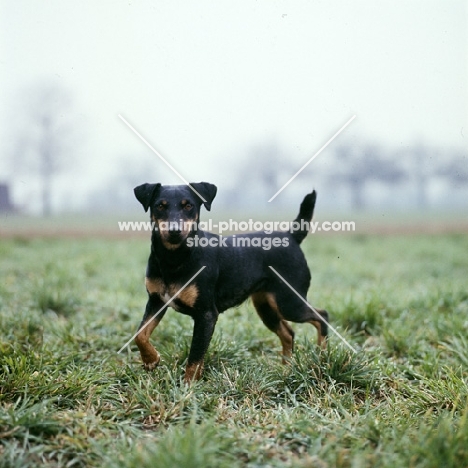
[273, 290, 329, 349]
[135, 295, 167, 371]
[251, 292, 295, 362]
[307, 308, 329, 349]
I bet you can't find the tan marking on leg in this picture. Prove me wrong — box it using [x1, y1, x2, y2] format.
[310, 319, 327, 349]
[145, 277, 165, 295]
[135, 315, 164, 371]
[251, 292, 294, 361]
[184, 361, 204, 383]
[251, 291, 267, 306]
[277, 320, 294, 362]
[269, 290, 294, 361]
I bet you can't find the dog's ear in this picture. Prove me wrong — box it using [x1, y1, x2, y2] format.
[189, 182, 217, 211]
[134, 183, 161, 212]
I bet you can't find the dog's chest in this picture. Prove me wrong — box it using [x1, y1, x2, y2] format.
[145, 277, 198, 311]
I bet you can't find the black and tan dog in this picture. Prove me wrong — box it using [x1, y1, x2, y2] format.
[133, 182, 328, 382]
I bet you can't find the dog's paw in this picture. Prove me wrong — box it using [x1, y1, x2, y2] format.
[142, 356, 160, 371]
[184, 362, 204, 383]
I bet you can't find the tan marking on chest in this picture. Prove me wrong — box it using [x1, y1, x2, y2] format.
[145, 277, 165, 295]
[174, 284, 198, 308]
[145, 278, 198, 308]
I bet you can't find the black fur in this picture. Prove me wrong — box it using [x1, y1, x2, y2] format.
[291, 190, 317, 244]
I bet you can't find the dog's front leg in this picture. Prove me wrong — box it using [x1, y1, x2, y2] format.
[184, 310, 218, 383]
[135, 295, 167, 371]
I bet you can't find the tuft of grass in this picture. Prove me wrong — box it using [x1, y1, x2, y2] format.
[409, 410, 468, 468]
[32, 263, 83, 317]
[0, 397, 61, 440]
[442, 334, 468, 367]
[337, 294, 386, 337]
[104, 416, 241, 468]
[286, 341, 381, 396]
[36, 290, 81, 317]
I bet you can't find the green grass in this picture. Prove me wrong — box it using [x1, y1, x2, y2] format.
[1, 233, 468, 467]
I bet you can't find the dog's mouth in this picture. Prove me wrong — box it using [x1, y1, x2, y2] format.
[154, 218, 197, 250]
[166, 232, 184, 244]
[158, 224, 193, 249]
[159, 232, 185, 250]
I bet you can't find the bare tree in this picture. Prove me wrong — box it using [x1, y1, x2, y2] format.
[437, 152, 468, 186]
[331, 143, 407, 210]
[13, 82, 76, 215]
[410, 144, 435, 209]
[392, 143, 441, 209]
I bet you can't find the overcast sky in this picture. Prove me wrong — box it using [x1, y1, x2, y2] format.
[1, 1, 467, 211]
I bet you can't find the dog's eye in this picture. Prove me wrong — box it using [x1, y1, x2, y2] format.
[157, 203, 166, 211]
[183, 203, 193, 211]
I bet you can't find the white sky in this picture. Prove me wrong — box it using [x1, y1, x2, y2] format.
[0, 0, 467, 210]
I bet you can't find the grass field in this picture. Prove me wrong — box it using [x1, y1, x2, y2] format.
[1, 232, 468, 467]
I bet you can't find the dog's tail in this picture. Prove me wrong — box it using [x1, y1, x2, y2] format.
[291, 190, 316, 244]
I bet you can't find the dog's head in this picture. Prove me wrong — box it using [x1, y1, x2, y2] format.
[134, 182, 217, 250]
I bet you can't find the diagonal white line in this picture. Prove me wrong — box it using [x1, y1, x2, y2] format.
[117, 266, 206, 354]
[268, 114, 356, 202]
[268, 266, 357, 353]
[118, 114, 207, 203]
